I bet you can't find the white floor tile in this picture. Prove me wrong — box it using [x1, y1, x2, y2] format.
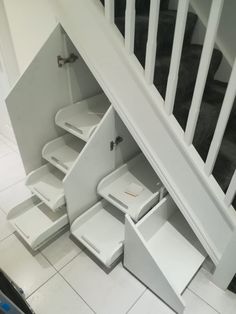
[128, 289, 218, 314]
[0, 209, 13, 241]
[189, 268, 236, 314]
[0, 134, 17, 152]
[61, 252, 145, 314]
[0, 235, 56, 297]
[41, 231, 82, 271]
[28, 274, 93, 314]
[0, 179, 31, 214]
[0, 152, 25, 191]
[0, 137, 13, 158]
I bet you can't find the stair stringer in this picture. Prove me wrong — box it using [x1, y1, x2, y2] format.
[50, 0, 236, 285]
[124, 215, 185, 314]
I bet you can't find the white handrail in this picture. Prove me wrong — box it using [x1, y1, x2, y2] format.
[204, 59, 236, 176]
[165, 0, 189, 115]
[225, 171, 236, 207]
[184, 0, 224, 145]
[105, 0, 115, 23]
[145, 0, 161, 84]
[125, 0, 136, 54]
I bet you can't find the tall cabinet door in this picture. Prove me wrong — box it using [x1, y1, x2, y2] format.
[64, 106, 116, 224]
[6, 25, 71, 174]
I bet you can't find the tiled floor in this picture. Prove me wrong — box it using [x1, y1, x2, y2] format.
[0, 134, 236, 313]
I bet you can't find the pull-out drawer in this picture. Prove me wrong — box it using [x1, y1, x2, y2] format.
[55, 94, 110, 142]
[7, 196, 68, 250]
[98, 154, 162, 222]
[124, 195, 206, 314]
[26, 164, 65, 211]
[42, 134, 85, 174]
[71, 200, 125, 267]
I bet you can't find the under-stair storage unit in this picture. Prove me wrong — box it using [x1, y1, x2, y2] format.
[26, 164, 65, 211]
[98, 154, 162, 222]
[42, 134, 85, 174]
[6, 25, 108, 250]
[71, 200, 125, 267]
[55, 93, 110, 142]
[7, 196, 68, 250]
[124, 195, 206, 313]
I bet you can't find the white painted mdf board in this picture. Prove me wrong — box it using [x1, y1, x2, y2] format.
[64, 35, 102, 102]
[6, 25, 70, 174]
[52, 0, 235, 265]
[7, 196, 68, 250]
[71, 200, 124, 267]
[64, 106, 139, 224]
[3, 0, 57, 74]
[6, 24, 103, 174]
[124, 215, 185, 314]
[64, 106, 115, 224]
[124, 196, 206, 314]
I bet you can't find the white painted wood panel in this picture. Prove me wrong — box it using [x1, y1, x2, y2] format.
[105, 0, 115, 24]
[125, 0, 136, 54]
[165, 0, 189, 114]
[184, 0, 224, 145]
[7, 196, 68, 250]
[205, 59, 236, 176]
[225, 171, 236, 207]
[145, 0, 160, 84]
[50, 0, 236, 287]
[6, 25, 70, 174]
[64, 36, 102, 103]
[64, 107, 115, 224]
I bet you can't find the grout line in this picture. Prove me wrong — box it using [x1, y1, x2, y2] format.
[26, 272, 58, 300]
[58, 272, 96, 313]
[0, 150, 15, 161]
[38, 251, 59, 274]
[0, 177, 26, 194]
[0, 231, 15, 244]
[0, 134, 17, 151]
[0, 150, 14, 160]
[56, 249, 84, 272]
[125, 288, 147, 314]
[188, 288, 221, 314]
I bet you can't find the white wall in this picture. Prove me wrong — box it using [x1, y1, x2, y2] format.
[190, 0, 236, 66]
[0, 0, 57, 142]
[3, 0, 57, 74]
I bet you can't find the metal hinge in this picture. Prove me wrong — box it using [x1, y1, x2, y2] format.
[110, 136, 123, 151]
[57, 53, 78, 67]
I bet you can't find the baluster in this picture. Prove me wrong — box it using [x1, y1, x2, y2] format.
[145, 0, 161, 84]
[125, 0, 136, 53]
[165, 0, 189, 114]
[204, 59, 236, 176]
[225, 171, 236, 207]
[105, 0, 115, 23]
[184, 0, 224, 145]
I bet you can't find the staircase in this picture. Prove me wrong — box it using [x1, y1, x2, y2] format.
[50, 0, 236, 290]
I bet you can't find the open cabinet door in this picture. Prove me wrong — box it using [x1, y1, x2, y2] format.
[124, 195, 207, 314]
[124, 213, 186, 314]
[6, 25, 71, 174]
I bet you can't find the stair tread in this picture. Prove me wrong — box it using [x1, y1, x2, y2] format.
[100, 0, 169, 17]
[116, 11, 197, 65]
[154, 45, 222, 100]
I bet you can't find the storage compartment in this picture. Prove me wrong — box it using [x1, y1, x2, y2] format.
[55, 93, 110, 142]
[42, 134, 85, 173]
[7, 196, 68, 250]
[124, 195, 206, 313]
[26, 164, 65, 211]
[71, 200, 125, 267]
[97, 154, 162, 221]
